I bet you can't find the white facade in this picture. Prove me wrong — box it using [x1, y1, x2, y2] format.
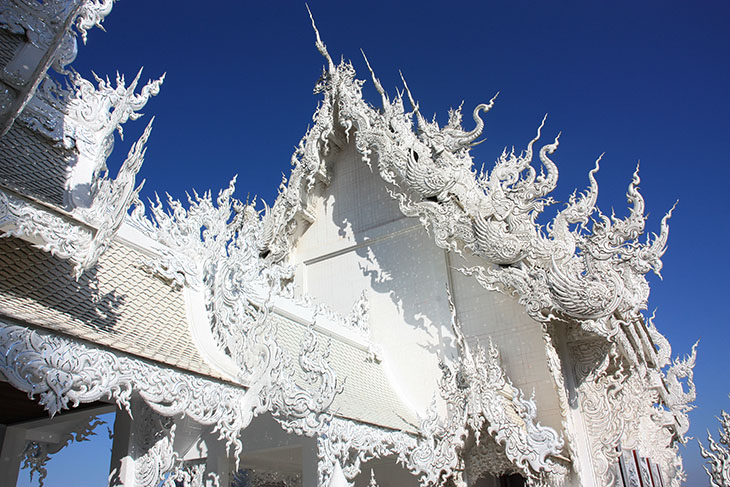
[0, 2, 699, 487]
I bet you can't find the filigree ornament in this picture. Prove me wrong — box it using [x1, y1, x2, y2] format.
[127, 174, 362, 412]
[21, 415, 105, 487]
[569, 335, 693, 487]
[125, 401, 219, 487]
[273, 20, 696, 484]
[0, 320, 253, 457]
[284, 16, 678, 361]
[74, 117, 153, 274]
[74, 0, 114, 44]
[313, 296, 566, 487]
[316, 417, 418, 486]
[437, 293, 567, 485]
[132, 403, 179, 487]
[20, 68, 163, 208]
[233, 469, 301, 487]
[0, 320, 337, 465]
[0, 187, 92, 266]
[125, 178, 345, 449]
[0, 112, 153, 277]
[0, 9, 162, 275]
[0, 0, 114, 74]
[699, 396, 730, 487]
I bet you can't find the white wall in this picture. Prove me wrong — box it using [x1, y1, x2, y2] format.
[293, 138, 563, 431]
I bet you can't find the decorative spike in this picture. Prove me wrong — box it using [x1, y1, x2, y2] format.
[306, 4, 335, 73]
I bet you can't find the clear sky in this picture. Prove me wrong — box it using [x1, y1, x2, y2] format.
[25, 1, 728, 485]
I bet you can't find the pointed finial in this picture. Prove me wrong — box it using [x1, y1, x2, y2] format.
[361, 49, 386, 98]
[399, 70, 418, 111]
[306, 4, 335, 73]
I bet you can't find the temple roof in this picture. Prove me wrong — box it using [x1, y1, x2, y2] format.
[0, 236, 222, 380]
[0, 123, 75, 206]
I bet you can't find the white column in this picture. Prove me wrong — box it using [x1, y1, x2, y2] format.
[301, 436, 319, 487]
[0, 422, 25, 487]
[108, 406, 135, 487]
[203, 429, 230, 487]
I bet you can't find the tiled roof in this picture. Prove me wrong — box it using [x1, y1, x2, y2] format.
[0, 236, 221, 379]
[0, 28, 22, 67]
[0, 236, 418, 432]
[0, 123, 73, 206]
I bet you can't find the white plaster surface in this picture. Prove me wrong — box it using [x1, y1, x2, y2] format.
[448, 251, 564, 432]
[293, 138, 562, 430]
[293, 142, 453, 414]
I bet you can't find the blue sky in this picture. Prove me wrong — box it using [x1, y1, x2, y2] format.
[25, 1, 728, 485]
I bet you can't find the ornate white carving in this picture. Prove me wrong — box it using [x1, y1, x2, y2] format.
[74, 117, 153, 273]
[463, 438, 517, 483]
[0, 187, 92, 264]
[233, 468, 302, 487]
[21, 415, 105, 487]
[316, 417, 417, 486]
[290, 14, 682, 375]
[275, 19, 697, 484]
[0, 320, 338, 466]
[20, 69, 163, 205]
[75, 0, 114, 44]
[162, 462, 208, 487]
[132, 403, 178, 487]
[699, 396, 730, 487]
[296, 290, 371, 339]
[0, 0, 76, 68]
[0, 5, 701, 486]
[0, 0, 114, 74]
[0, 321, 252, 456]
[436, 292, 567, 485]
[127, 174, 353, 441]
[568, 334, 693, 487]
[127, 401, 218, 487]
[0, 113, 153, 277]
[313, 296, 566, 487]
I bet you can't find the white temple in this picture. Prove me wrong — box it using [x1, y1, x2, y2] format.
[0, 2, 699, 486]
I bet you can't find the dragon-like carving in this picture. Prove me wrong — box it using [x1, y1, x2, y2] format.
[236, 15, 695, 484]
[290, 15, 676, 350]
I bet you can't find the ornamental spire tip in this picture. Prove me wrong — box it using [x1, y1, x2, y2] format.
[306, 4, 334, 73]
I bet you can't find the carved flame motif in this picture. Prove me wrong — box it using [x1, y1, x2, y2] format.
[439, 291, 567, 485]
[129, 180, 341, 438]
[244, 16, 697, 486]
[290, 22, 676, 345]
[699, 396, 730, 487]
